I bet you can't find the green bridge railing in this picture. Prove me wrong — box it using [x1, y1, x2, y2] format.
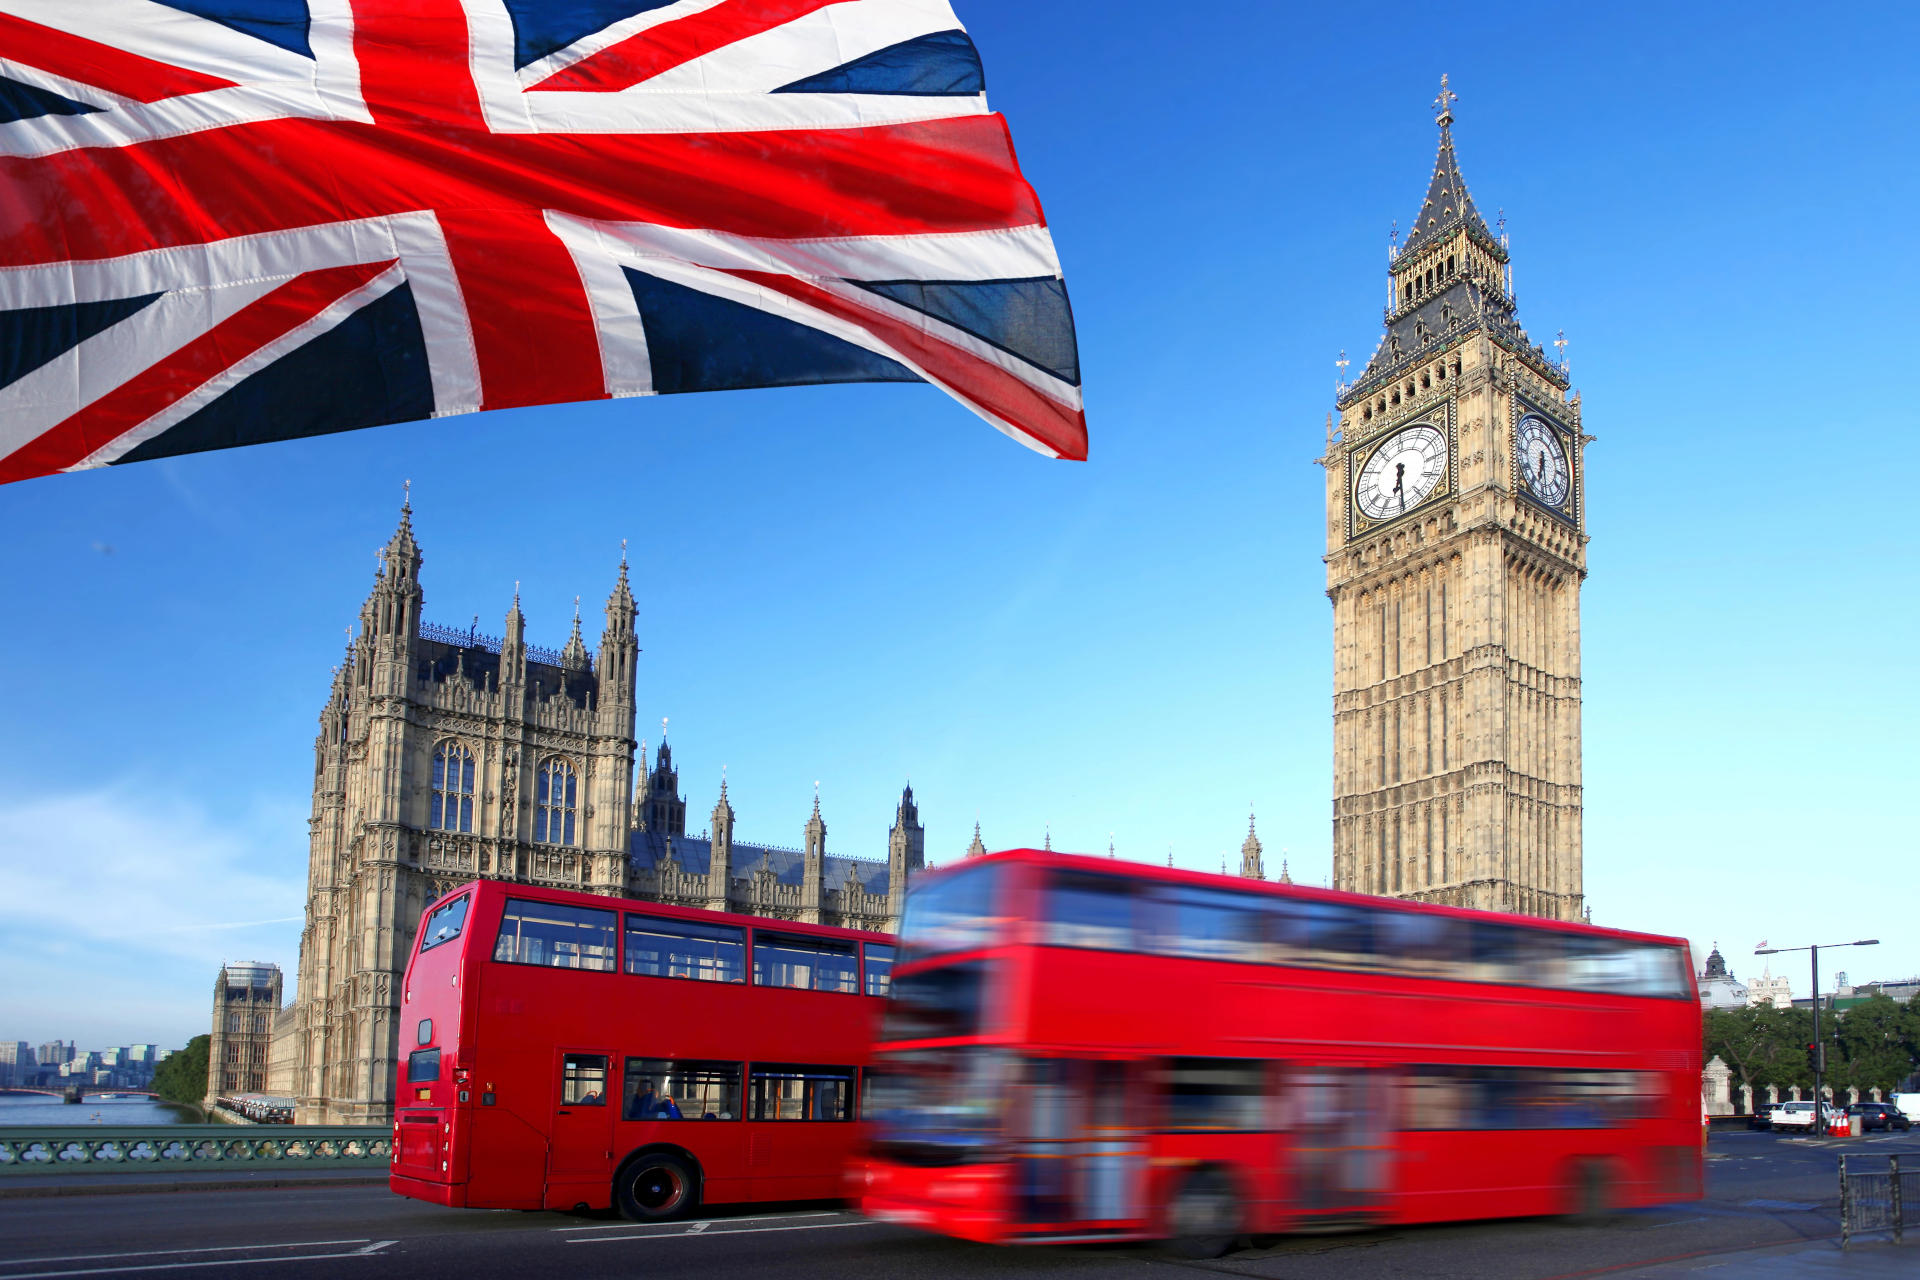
[0, 1125, 391, 1175]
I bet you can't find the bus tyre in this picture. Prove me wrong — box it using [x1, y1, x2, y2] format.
[615, 1152, 697, 1222]
[1566, 1159, 1614, 1225]
[1165, 1167, 1240, 1259]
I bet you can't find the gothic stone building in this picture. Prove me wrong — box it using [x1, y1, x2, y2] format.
[291, 505, 924, 1124]
[205, 961, 282, 1103]
[1325, 82, 1586, 921]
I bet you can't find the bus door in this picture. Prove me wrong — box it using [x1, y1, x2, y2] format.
[547, 1051, 615, 1199]
[1013, 1057, 1147, 1231]
[1282, 1066, 1394, 1224]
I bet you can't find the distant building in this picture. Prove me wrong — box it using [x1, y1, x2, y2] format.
[37, 1041, 71, 1072]
[1746, 963, 1792, 1009]
[0, 1042, 31, 1088]
[1697, 944, 1749, 1010]
[207, 962, 283, 1101]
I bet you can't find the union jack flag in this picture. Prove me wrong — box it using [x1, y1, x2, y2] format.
[0, 0, 1086, 486]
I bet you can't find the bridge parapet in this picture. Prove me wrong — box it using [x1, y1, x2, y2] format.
[0, 1125, 390, 1175]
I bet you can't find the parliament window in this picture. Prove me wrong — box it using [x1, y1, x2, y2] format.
[535, 757, 577, 846]
[430, 741, 475, 833]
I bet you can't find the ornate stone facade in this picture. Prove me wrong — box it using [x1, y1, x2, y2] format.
[289, 505, 924, 1124]
[1324, 82, 1586, 921]
[205, 962, 281, 1103]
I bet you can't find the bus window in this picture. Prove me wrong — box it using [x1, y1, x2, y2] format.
[1468, 922, 1531, 985]
[624, 1058, 741, 1121]
[562, 1054, 609, 1106]
[1046, 873, 1140, 951]
[494, 899, 617, 971]
[750, 1064, 856, 1121]
[863, 943, 896, 997]
[625, 914, 746, 983]
[406, 1048, 442, 1083]
[1151, 888, 1264, 963]
[1376, 909, 1465, 976]
[1160, 1059, 1265, 1132]
[880, 961, 988, 1043]
[1303, 900, 1376, 967]
[900, 862, 1003, 958]
[419, 894, 469, 952]
[754, 932, 859, 992]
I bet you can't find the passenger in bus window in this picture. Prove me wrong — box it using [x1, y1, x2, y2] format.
[627, 1079, 658, 1120]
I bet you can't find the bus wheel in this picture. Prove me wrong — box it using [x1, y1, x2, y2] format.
[1165, 1168, 1240, 1259]
[615, 1153, 697, 1222]
[1565, 1159, 1614, 1225]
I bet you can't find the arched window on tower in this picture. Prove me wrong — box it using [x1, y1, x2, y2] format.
[431, 741, 475, 833]
[536, 757, 578, 846]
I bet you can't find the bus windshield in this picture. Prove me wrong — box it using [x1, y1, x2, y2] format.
[867, 1047, 1009, 1167]
[900, 862, 1003, 958]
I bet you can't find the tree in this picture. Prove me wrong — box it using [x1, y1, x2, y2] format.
[1834, 995, 1920, 1095]
[151, 1035, 209, 1105]
[1703, 1005, 1812, 1099]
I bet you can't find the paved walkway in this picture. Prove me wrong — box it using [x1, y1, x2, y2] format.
[1612, 1234, 1914, 1276]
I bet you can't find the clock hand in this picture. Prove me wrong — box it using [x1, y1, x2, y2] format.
[1395, 462, 1405, 512]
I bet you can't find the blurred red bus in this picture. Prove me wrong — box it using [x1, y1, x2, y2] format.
[391, 880, 894, 1220]
[859, 850, 1700, 1254]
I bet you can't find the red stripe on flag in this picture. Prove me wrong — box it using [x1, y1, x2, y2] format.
[531, 0, 849, 93]
[0, 13, 237, 103]
[434, 209, 607, 411]
[349, 0, 488, 128]
[0, 115, 1043, 264]
[0, 260, 397, 484]
[730, 270, 1087, 461]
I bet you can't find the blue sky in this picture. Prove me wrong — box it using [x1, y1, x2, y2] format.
[1, 1, 1915, 1050]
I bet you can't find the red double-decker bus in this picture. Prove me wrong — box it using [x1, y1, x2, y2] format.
[390, 880, 894, 1220]
[860, 850, 1701, 1255]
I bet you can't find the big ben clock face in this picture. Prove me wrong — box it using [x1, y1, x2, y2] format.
[1356, 424, 1448, 521]
[1516, 414, 1571, 508]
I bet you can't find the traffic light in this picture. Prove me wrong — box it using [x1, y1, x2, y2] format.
[1806, 1043, 1826, 1071]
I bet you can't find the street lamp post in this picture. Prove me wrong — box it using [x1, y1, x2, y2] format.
[1756, 939, 1878, 1120]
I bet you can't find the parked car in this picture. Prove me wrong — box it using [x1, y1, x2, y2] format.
[1848, 1102, 1913, 1133]
[1769, 1101, 1828, 1132]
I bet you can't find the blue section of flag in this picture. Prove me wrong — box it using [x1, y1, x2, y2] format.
[0, 293, 162, 391]
[625, 268, 920, 395]
[503, 0, 680, 69]
[774, 29, 984, 95]
[157, 1, 314, 58]
[0, 75, 102, 124]
[852, 277, 1079, 384]
[119, 283, 432, 464]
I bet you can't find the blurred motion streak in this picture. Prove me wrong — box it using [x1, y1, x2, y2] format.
[859, 849, 1701, 1252]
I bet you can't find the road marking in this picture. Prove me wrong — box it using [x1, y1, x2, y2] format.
[0, 1242, 370, 1267]
[567, 1220, 878, 1245]
[0, 1249, 389, 1280]
[685, 1223, 709, 1234]
[554, 1211, 836, 1233]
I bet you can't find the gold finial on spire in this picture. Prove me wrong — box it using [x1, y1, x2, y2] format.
[1554, 329, 1569, 375]
[402, 477, 411, 511]
[573, 594, 581, 622]
[1433, 73, 1457, 126]
[661, 715, 669, 741]
[620, 537, 628, 565]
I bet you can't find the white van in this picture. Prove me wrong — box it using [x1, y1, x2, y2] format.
[1893, 1093, 1920, 1125]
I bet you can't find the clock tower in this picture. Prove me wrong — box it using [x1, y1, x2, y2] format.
[1324, 79, 1587, 922]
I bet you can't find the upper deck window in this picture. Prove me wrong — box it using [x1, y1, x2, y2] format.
[900, 862, 1003, 958]
[493, 898, 617, 971]
[754, 932, 859, 993]
[863, 943, 897, 997]
[1046, 872, 1140, 951]
[1151, 887, 1265, 963]
[625, 914, 745, 983]
[880, 961, 987, 1043]
[418, 894, 469, 954]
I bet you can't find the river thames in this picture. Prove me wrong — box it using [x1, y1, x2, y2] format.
[0, 1093, 203, 1125]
